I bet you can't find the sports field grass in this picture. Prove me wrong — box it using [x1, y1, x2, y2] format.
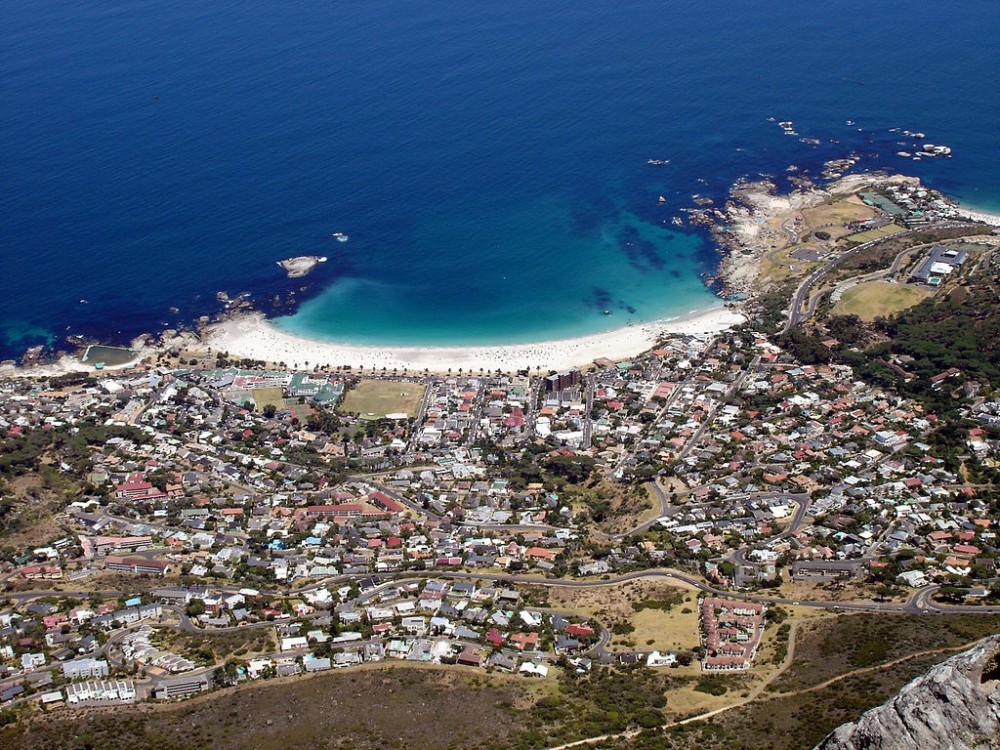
[249, 387, 286, 411]
[843, 223, 906, 244]
[340, 379, 426, 418]
[802, 197, 878, 240]
[832, 281, 931, 320]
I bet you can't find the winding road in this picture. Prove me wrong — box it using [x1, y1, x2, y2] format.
[781, 223, 984, 333]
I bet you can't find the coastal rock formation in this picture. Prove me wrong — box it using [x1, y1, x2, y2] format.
[814, 635, 1000, 750]
[159, 330, 201, 352]
[709, 172, 921, 300]
[708, 178, 825, 299]
[277, 255, 327, 279]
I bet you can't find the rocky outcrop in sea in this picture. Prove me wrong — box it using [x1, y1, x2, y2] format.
[277, 255, 327, 279]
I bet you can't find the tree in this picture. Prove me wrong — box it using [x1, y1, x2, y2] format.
[874, 584, 897, 602]
[214, 660, 240, 687]
[545, 454, 596, 485]
[935, 585, 967, 604]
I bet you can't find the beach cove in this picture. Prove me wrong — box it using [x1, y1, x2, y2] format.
[3, 2, 1000, 361]
[203, 307, 746, 373]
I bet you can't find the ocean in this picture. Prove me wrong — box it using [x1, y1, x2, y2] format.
[2, 0, 998, 358]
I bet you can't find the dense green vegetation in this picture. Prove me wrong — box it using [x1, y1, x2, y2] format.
[0, 423, 149, 535]
[0, 424, 148, 479]
[509, 665, 674, 748]
[854, 281, 1000, 390]
[748, 283, 796, 334]
[780, 263, 999, 422]
[544, 454, 597, 486]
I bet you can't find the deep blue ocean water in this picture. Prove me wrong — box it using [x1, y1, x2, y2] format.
[2, 1, 998, 357]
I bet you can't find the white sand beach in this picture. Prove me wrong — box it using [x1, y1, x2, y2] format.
[202, 307, 746, 373]
[953, 206, 1000, 227]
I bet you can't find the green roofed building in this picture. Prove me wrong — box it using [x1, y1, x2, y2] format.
[860, 191, 907, 217]
[288, 374, 344, 404]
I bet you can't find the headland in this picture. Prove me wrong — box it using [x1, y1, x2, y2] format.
[702, 171, 1000, 305]
[7, 168, 999, 380]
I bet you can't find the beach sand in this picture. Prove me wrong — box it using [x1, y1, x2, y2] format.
[953, 206, 1000, 227]
[202, 307, 746, 373]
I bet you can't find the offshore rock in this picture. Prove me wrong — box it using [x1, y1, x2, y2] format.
[277, 255, 327, 278]
[815, 635, 1000, 750]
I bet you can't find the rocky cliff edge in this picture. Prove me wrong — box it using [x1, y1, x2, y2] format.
[815, 634, 1000, 750]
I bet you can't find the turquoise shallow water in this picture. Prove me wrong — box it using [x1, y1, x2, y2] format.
[274, 194, 719, 345]
[2, 1, 998, 357]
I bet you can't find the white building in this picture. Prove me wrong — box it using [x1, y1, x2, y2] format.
[65, 679, 135, 705]
[63, 657, 109, 680]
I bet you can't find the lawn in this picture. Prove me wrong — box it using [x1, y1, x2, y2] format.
[843, 223, 906, 244]
[832, 281, 931, 320]
[630, 597, 700, 652]
[802, 197, 879, 240]
[249, 387, 286, 411]
[340, 379, 426, 419]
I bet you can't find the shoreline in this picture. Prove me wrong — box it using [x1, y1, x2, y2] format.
[709, 172, 920, 299]
[5, 167, 997, 380]
[708, 172, 1000, 302]
[952, 204, 1000, 227]
[201, 306, 746, 373]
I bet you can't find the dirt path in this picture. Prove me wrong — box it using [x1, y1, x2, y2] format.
[544, 621, 801, 750]
[544, 628, 994, 750]
[760, 636, 992, 701]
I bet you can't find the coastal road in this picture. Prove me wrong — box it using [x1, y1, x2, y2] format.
[781, 223, 982, 333]
[282, 567, 1000, 617]
[429, 570, 1000, 617]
